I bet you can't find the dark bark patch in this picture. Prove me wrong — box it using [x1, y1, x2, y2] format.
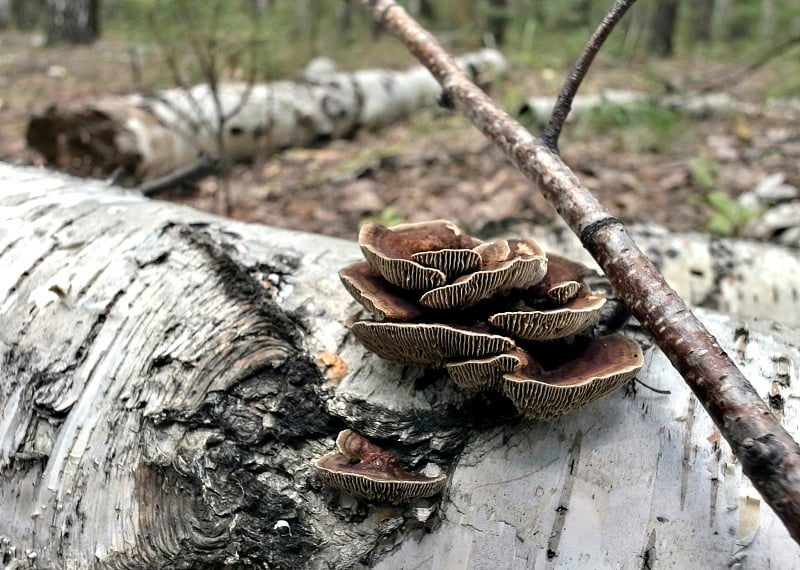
[177, 224, 304, 347]
[738, 433, 785, 481]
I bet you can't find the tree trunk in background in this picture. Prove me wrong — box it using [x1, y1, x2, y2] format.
[407, 0, 436, 21]
[761, 0, 775, 40]
[485, 0, 510, 46]
[0, 0, 10, 29]
[250, 0, 271, 15]
[617, 0, 649, 57]
[10, 0, 43, 30]
[45, 0, 99, 45]
[338, 0, 354, 44]
[294, 0, 321, 56]
[1, 163, 800, 568]
[573, 0, 593, 27]
[647, 0, 679, 56]
[713, 0, 732, 42]
[688, 0, 714, 47]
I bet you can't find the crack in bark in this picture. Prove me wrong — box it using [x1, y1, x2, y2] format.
[680, 394, 697, 510]
[547, 430, 582, 560]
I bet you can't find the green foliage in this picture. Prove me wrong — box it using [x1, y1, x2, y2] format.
[688, 156, 716, 190]
[703, 191, 760, 236]
[361, 207, 405, 228]
[687, 156, 760, 236]
[573, 101, 689, 154]
[98, 0, 800, 99]
[766, 56, 800, 99]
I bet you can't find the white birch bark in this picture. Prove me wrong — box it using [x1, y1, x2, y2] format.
[520, 90, 800, 126]
[512, 221, 800, 327]
[0, 163, 798, 568]
[25, 50, 507, 180]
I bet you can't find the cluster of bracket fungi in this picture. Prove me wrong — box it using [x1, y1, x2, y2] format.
[315, 219, 643, 503]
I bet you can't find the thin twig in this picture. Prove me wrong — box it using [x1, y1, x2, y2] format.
[357, 0, 800, 544]
[698, 33, 800, 94]
[635, 377, 672, 395]
[542, 0, 638, 151]
[137, 155, 220, 197]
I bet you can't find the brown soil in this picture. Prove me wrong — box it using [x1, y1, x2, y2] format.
[2, 31, 798, 241]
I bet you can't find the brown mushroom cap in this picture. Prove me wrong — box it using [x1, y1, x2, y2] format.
[419, 239, 548, 310]
[537, 253, 591, 286]
[446, 348, 528, 391]
[359, 220, 479, 290]
[339, 261, 423, 321]
[489, 294, 607, 341]
[501, 334, 644, 420]
[315, 429, 446, 504]
[532, 253, 593, 305]
[350, 321, 515, 367]
[411, 248, 482, 280]
[545, 281, 584, 305]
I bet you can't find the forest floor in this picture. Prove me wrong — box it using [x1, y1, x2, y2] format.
[1, 30, 798, 241]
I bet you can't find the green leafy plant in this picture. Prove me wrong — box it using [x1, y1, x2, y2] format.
[687, 156, 759, 236]
[688, 156, 716, 190]
[361, 207, 406, 228]
[703, 191, 760, 236]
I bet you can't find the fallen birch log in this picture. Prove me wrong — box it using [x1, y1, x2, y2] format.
[1, 164, 799, 568]
[25, 50, 506, 180]
[519, 90, 800, 125]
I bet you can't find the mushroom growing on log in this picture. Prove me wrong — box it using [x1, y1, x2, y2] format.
[338, 220, 644, 419]
[315, 429, 446, 504]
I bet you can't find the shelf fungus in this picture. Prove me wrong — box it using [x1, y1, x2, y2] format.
[532, 253, 593, 304]
[338, 219, 644, 419]
[489, 294, 607, 341]
[358, 219, 482, 290]
[501, 335, 644, 420]
[358, 220, 546, 309]
[315, 429, 446, 503]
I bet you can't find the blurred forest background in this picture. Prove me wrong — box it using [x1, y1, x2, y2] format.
[1, 0, 799, 241]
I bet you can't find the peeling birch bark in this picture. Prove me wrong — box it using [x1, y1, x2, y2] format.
[25, 50, 507, 180]
[1, 164, 799, 568]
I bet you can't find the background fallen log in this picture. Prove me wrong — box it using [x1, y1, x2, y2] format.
[25, 49, 507, 180]
[1, 163, 798, 568]
[520, 90, 800, 126]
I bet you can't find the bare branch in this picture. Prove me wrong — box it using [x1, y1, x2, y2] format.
[137, 155, 220, 197]
[356, 0, 800, 544]
[699, 33, 800, 93]
[542, 0, 638, 151]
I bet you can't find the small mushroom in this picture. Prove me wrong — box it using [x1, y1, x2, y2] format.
[545, 281, 583, 305]
[531, 253, 593, 305]
[350, 321, 515, 367]
[500, 334, 644, 420]
[446, 348, 528, 391]
[419, 239, 548, 310]
[315, 429, 446, 504]
[359, 220, 480, 290]
[489, 295, 606, 341]
[339, 261, 423, 321]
